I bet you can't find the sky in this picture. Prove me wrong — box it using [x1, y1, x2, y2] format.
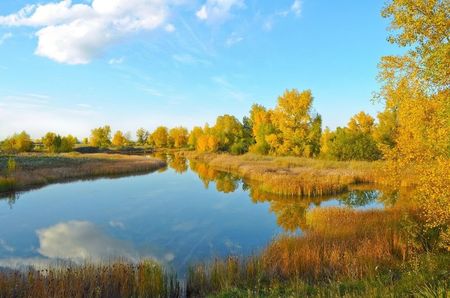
[0, 0, 402, 139]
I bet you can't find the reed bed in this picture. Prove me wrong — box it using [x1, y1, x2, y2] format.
[0, 153, 166, 195]
[186, 208, 415, 296]
[184, 152, 383, 197]
[0, 260, 180, 298]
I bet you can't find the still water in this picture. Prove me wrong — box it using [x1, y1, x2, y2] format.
[0, 155, 383, 274]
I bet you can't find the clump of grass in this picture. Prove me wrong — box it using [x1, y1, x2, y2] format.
[0, 260, 180, 298]
[0, 177, 15, 192]
[184, 152, 385, 197]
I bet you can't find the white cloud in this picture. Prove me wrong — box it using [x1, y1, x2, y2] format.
[0, 32, 12, 45]
[0, 0, 176, 64]
[164, 23, 176, 32]
[225, 32, 243, 47]
[291, 0, 302, 16]
[196, 0, 244, 23]
[37, 221, 139, 262]
[108, 57, 125, 65]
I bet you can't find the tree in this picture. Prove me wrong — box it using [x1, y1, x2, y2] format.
[249, 104, 274, 154]
[136, 128, 149, 145]
[347, 111, 375, 134]
[112, 131, 127, 147]
[169, 127, 189, 148]
[42, 132, 57, 152]
[42, 132, 75, 153]
[328, 128, 381, 161]
[213, 115, 245, 151]
[151, 126, 169, 148]
[380, 0, 449, 248]
[90, 126, 111, 148]
[270, 89, 320, 156]
[188, 126, 204, 149]
[1, 131, 33, 153]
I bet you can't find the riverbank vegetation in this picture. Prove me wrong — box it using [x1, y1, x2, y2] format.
[0, 154, 166, 195]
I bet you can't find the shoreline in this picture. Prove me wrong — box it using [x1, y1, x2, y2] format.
[0, 153, 167, 197]
[182, 151, 384, 197]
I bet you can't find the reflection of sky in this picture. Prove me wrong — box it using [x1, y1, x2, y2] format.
[0, 166, 382, 274]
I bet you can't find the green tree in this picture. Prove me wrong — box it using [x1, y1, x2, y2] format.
[213, 115, 245, 152]
[136, 128, 149, 145]
[328, 128, 381, 161]
[1, 131, 33, 153]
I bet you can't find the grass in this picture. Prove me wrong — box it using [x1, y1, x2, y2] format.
[0, 153, 166, 196]
[186, 208, 449, 297]
[183, 152, 385, 197]
[0, 260, 180, 298]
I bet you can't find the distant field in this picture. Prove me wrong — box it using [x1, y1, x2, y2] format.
[0, 153, 166, 194]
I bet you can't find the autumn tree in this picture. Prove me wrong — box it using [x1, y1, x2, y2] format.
[42, 132, 76, 153]
[169, 127, 189, 148]
[213, 114, 246, 153]
[188, 126, 204, 149]
[90, 126, 111, 148]
[151, 126, 169, 148]
[270, 89, 322, 156]
[379, 0, 450, 249]
[112, 131, 128, 147]
[1, 131, 33, 153]
[249, 104, 274, 155]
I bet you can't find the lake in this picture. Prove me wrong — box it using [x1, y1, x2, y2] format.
[0, 155, 383, 275]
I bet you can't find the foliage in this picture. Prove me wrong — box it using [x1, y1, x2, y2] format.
[112, 130, 129, 147]
[42, 132, 76, 153]
[136, 128, 149, 145]
[379, 0, 450, 248]
[168, 127, 189, 148]
[150, 126, 169, 148]
[328, 128, 381, 161]
[1, 131, 33, 153]
[89, 125, 111, 148]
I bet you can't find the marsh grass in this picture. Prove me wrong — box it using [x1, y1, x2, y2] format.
[0, 260, 180, 298]
[186, 208, 420, 296]
[0, 153, 166, 195]
[184, 152, 385, 197]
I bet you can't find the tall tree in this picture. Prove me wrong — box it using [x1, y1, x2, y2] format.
[90, 126, 111, 148]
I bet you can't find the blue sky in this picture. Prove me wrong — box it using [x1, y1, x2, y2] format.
[0, 0, 401, 139]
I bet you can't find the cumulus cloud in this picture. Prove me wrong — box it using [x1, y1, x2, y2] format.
[0, 0, 175, 64]
[196, 0, 244, 23]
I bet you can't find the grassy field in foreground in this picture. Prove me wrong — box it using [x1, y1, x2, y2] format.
[183, 152, 392, 197]
[0, 153, 166, 195]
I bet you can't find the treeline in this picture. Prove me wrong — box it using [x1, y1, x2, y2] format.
[0, 89, 395, 161]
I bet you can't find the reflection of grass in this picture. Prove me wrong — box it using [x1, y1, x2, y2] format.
[0, 260, 180, 297]
[184, 152, 385, 197]
[0, 153, 166, 195]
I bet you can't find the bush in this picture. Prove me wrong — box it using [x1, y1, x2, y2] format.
[328, 128, 381, 161]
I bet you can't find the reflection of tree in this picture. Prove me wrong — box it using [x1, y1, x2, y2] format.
[168, 155, 188, 174]
[339, 190, 380, 207]
[1, 192, 20, 208]
[215, 173, 239, 193]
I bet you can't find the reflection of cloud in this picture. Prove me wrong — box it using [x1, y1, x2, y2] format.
[0, 239, 14, 253]
[109, 220, 125, 230]
[37, 221, 138, 262]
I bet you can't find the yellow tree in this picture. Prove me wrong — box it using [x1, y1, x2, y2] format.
[169, 127, 189, 148]
[188, 126, 204, 149]
[347, 111, 375, 134]
[151, 126, 169, 148]
[380, 0, 450, 249]
[112, 131, 127, 147]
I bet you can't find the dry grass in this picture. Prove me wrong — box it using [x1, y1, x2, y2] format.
[184, 152, 384, 197]
[0, 153, 166, 195]
[186, 207, 413, 296]
[0, 260, 180, 298]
